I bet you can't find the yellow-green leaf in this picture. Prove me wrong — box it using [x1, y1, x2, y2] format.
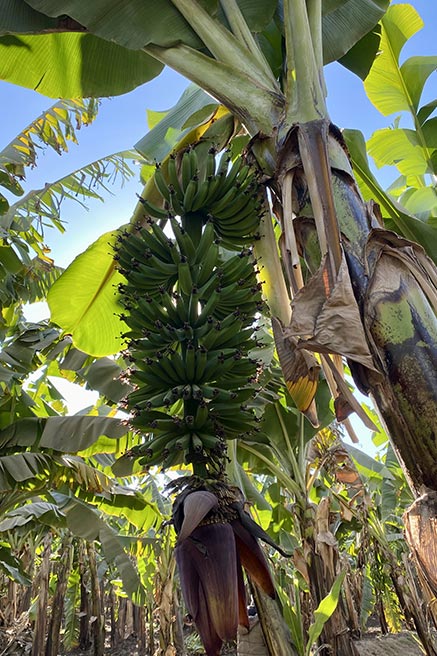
[367, 127, 429, 176]
[48, 231, 127, 357]
[364, 4, 423, 115]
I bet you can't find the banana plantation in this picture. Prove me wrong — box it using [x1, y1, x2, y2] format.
[0, 1, 436, 655]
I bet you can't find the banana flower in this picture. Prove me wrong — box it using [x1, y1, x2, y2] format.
[173, 485, 287, 656]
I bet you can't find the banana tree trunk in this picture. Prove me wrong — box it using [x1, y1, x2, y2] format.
[270, 119, 437, 598]
[86, 541, 105, 656]
[45, 533, 73, 656]
[275, 120, 437, 493]
[32, 531, 52, 656]
[403, 491, 437, 628]
[303, 499, 359, 656]
[247, 583, 297, 656]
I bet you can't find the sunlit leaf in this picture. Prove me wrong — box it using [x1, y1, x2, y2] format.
[48, 230, 127, 357]
[400, 56, 437, 113]
[364, 4, 424, 115]
[343, 443, 394, 481]
[367, 128, 429, 176]
[135, 85, 217, 162]
[0, 29, 163, 98]
[400, 187, 437, 216]
[0, 99, 100, 175]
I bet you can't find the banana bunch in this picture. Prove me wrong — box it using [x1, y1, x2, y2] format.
[115, 211, 265, 473]
[138, 146, 263, 249]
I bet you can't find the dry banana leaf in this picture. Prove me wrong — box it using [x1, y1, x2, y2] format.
[271, 316, 320, 426]
[404, 491, 437, 598]
[287, 252, 380, 373]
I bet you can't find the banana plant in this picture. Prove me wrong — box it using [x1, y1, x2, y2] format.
[3, 2, 435, 488]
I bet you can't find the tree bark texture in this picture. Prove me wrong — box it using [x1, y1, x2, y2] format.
[304, 499, 359, 656]
[79, 540, 91, 650]
[250, 581, 297, 656]
[45, 533, 73, 656]
[276, 120, 437, 495]
[32, 531, 52, 656]
[86, 541, 105, 656]
[403, 491, 437, 647]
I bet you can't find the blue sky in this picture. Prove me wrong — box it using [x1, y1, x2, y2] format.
[0, 1, 436, 442]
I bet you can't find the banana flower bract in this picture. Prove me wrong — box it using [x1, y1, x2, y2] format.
[173, 484, 287, 656]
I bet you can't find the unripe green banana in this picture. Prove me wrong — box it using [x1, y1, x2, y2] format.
[153, 164, 172, 203]
[181, 149, 193, 188]
[167, 154, 184, 202]
[170, 217, 196, 260]
[178, 261, 194, 296]
[193, 403, 209, 430]
[183, 177, 198, 212]
[138, 196, 169, 220]
[117, 147, 267, 472]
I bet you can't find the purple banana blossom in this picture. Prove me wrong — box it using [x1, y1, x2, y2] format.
[173, 487, 283, 656]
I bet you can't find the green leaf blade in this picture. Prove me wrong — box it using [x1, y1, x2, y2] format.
[0, 32, 163, 98]
[322, 0, 389, 66]
[47, 230, 127, 357]
[24, 0, 217, 50]
[364, 4, 424, 116]
[400, 56, 437, 112]
[367, 127, 429, 176]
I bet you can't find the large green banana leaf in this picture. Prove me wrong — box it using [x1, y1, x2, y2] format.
[364, 4, 436, 116]
[0, 0, 388, 98]
[0, 32, 163, 98]
[47, 230, 127, 357]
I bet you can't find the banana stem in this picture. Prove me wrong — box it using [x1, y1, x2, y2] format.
[297, 120, 342, 281]
[144, 43, 283, 136]
[272, 403, 307, 495]
[282, 0, 327, 130]
[254, 201, 291, 324]
[282, 170, 304, 295]
[219, 0, 279, 90]
[306, 0, 326, 97]
[239, 442, 302, 499]
[170, 0, 279, 93]
[225, 440, 245, 490]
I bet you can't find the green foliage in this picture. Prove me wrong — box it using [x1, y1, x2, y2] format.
[135, 84, 218, 162]
[0, 540, 32, 585]
[48, 230, 128, 357]
[0, 4, 435, 654]
[362, 4, 437, 233]
[0, 31, 163, 98]
[322, 0, 389, 67]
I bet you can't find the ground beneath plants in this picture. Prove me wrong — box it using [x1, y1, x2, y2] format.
[0, 627, 425, 655]
[60, 632, 424, 656]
